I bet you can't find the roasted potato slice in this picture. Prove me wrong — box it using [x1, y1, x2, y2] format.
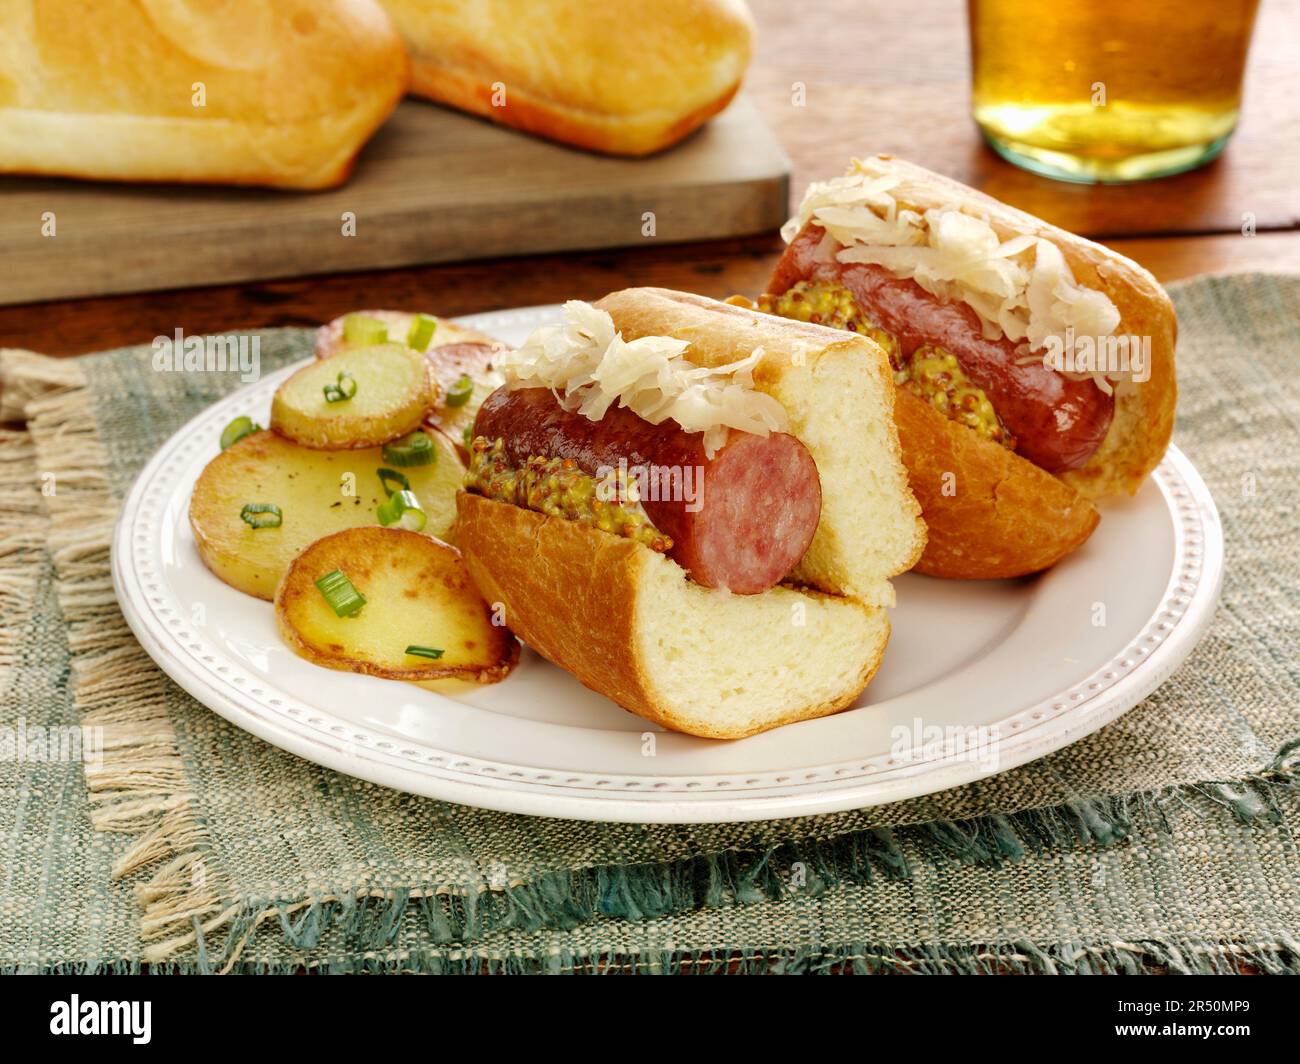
[275, 526, 517, 683]
[314, 310, 498, 359]
[190, 430, 463, 600]
[271, 344, 433, 449]
[425, 341, 506, 458]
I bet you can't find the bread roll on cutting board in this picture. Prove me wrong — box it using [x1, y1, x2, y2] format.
[378, 0, 754, 155]
[0, 0, 408, 189]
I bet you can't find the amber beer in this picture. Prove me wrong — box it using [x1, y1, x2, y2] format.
[969, 0, 1260, 182]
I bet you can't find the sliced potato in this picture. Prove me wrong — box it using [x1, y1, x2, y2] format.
[314, 310, 499, 360]
[190, 430, 463, 600]
[275, 526, 517, 683]
[424, 341, 507, 457]
[271, 344, 432, 449]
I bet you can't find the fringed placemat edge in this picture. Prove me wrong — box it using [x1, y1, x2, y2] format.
[0, 378, 49, 700]
[4, 351, 233, 963]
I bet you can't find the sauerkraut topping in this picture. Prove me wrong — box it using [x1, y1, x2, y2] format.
[782, 158, 1130, 393]
[497, 300, 788, 458]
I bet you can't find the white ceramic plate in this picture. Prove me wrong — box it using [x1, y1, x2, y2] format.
[112, 305, 1223, 823]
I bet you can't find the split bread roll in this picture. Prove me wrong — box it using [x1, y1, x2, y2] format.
[893, 389, 1100, 578]
[377, 0, 754, 155]
[455, 288, 926, 738]
[0, 0, 408, 189]
[457, 494, 890, 738]
[762, 156, 1177, 579]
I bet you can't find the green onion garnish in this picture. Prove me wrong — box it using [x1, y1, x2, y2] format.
[406, 313, 437, 352]
[404, 645, 444, 660]
[382, 429, 435, 467]
[445, 375, 474, 407]
[315, 569, 366, 617]
[377, 467, 410, 494]
[322, 371, 357, 403]
[240, 502, 282, 529]
[462, 426, 474, 449]
[343, 313, 388, 347]
[377, 489, 427, 531]
[220, 416, 260, 450]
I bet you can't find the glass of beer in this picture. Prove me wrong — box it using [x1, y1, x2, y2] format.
[969, 0, 1260, 183]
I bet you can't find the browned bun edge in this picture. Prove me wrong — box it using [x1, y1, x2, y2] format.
[409, 63, 742, 156]
[456, 492, 686, 728]
[894, 390, 1099, 579]
[861, 156, 1176, 500]
[455, 492, 888, 739]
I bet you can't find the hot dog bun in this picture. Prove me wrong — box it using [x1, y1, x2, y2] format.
[377, 0, 753, 156]
[456, 493, 889, 738]
[0, 0, 408, 189]
[454, 287, 925, 738]
[763, 156, 1176, 580]
[894, 389, 1099, 579]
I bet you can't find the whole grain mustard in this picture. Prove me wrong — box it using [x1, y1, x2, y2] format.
[761, 281, 1015, 450]
[465, 437, 673, 551]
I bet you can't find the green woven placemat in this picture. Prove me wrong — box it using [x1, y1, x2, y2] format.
[0, 273, 1297, 973]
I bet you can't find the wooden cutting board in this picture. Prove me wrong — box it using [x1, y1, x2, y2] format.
[0, 96, 789, 307]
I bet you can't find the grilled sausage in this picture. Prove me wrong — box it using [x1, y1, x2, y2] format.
[473, 386, 822, 594]
[770, 223, 1114, 473]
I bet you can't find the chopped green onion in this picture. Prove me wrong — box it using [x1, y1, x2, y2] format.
[322, 371, 357, 403]
[445, 375, 474, 407]
[404, 645, 444, 660]
[406, 313, 438, 352]
[220, 416, 260, 450]
[315, 569, 366, 617]
[377, 467, 410, 494]
[343, 313, 388, 347]
[382, 429, 435, 467]
[240, 503, 282, 529]
[462, 425, 474, 449]
[377, 489, 427, 531]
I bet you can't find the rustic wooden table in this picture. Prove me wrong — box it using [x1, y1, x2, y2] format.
[1, 0, 1297, 356]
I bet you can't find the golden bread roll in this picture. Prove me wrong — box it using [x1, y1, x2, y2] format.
[0, 0, 409, 189]
[377, 0, 754, 155]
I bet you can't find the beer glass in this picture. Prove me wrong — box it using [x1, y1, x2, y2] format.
[969, 0, 1261, 183]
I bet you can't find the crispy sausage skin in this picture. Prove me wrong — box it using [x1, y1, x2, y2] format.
[770, 223, 1114, 473]
[473, 387, 822, 595]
